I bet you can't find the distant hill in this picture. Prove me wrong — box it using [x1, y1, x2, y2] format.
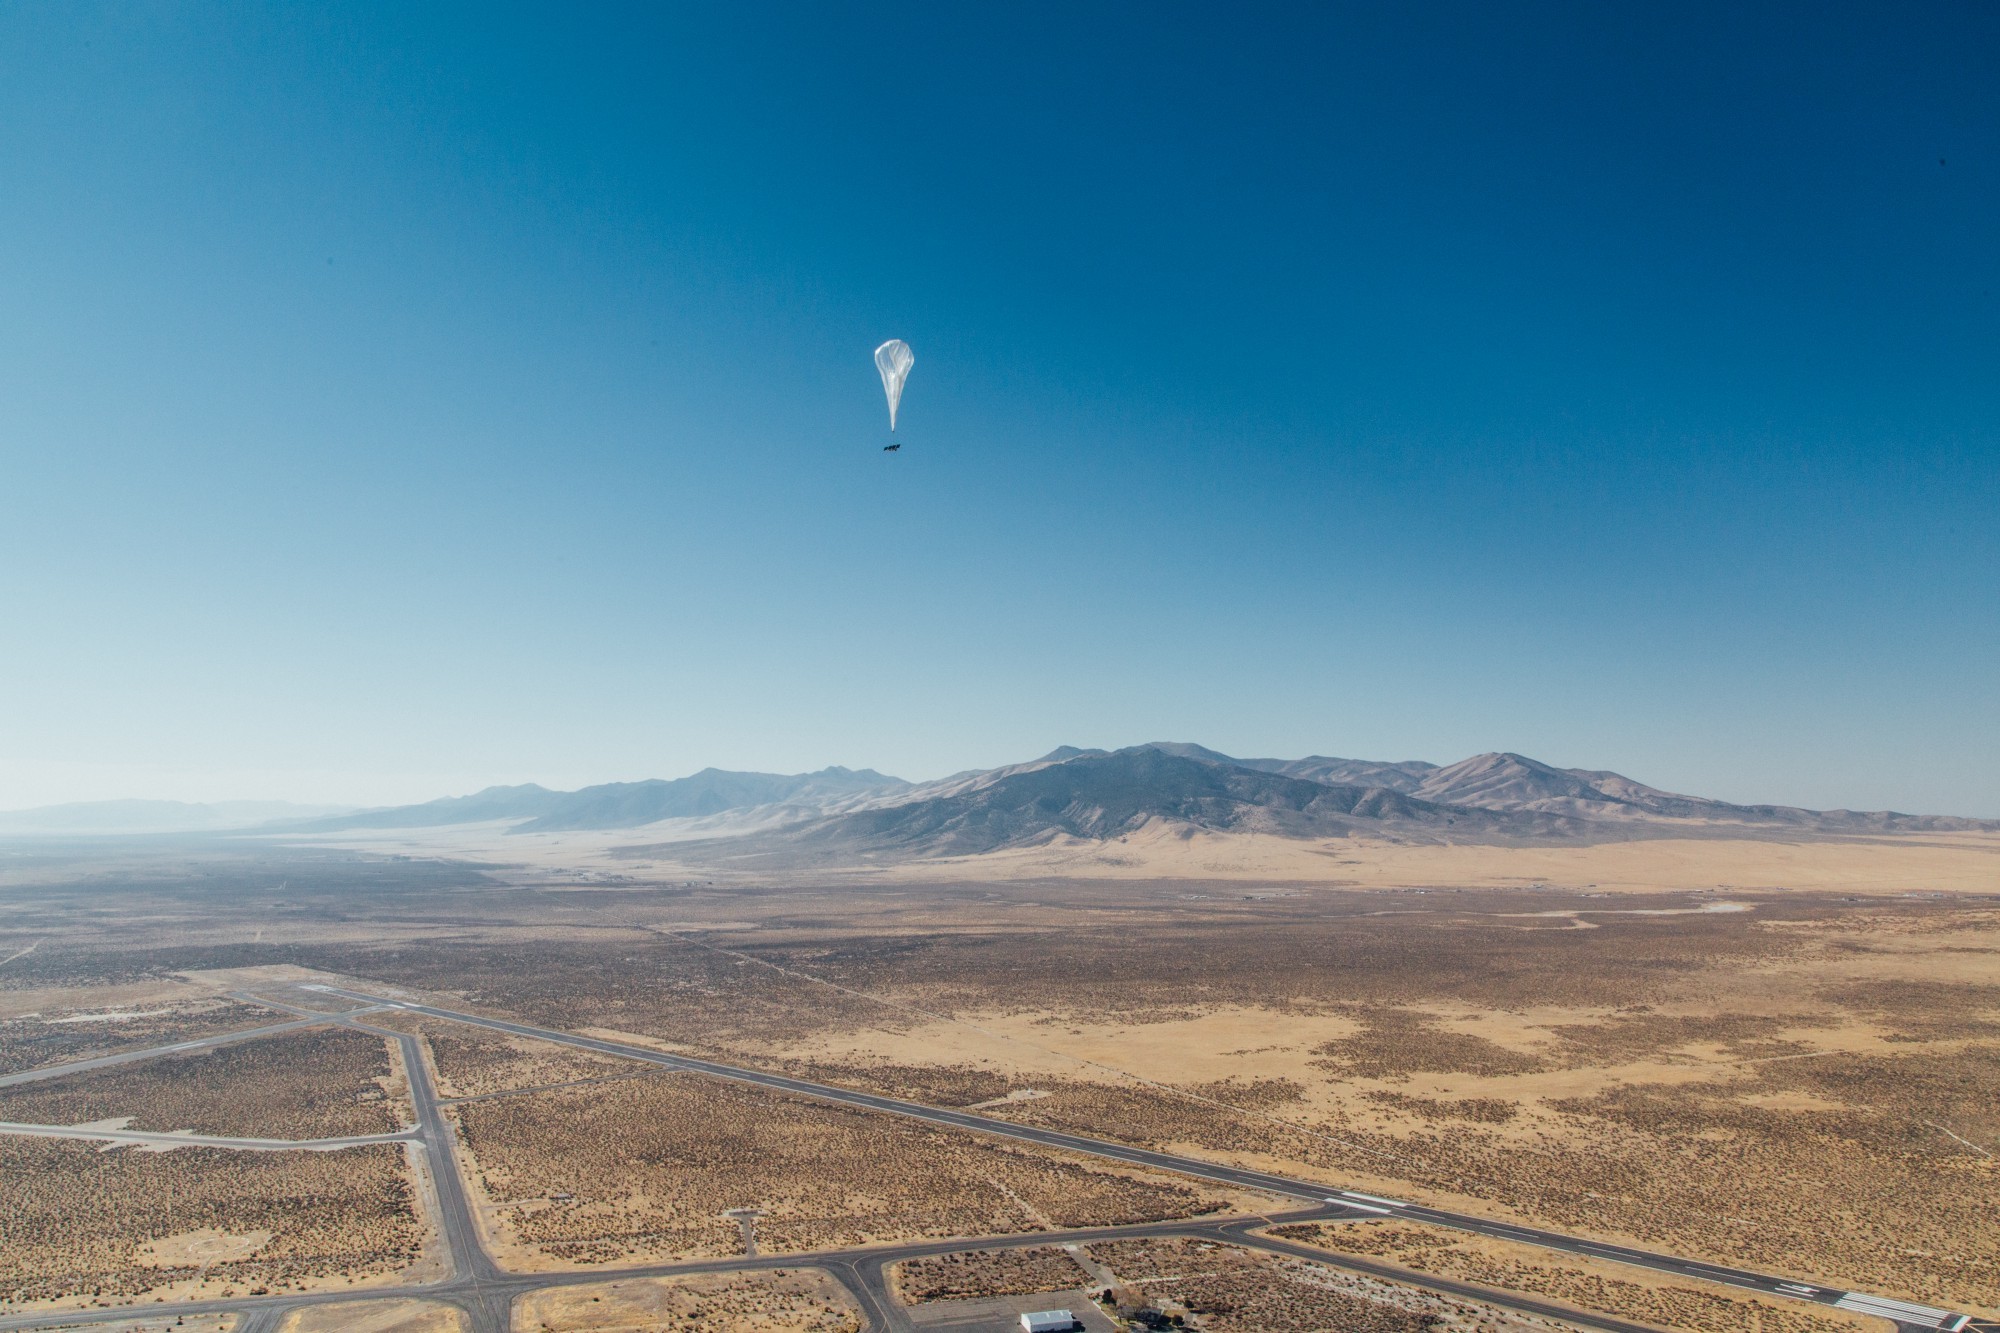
[0, 799, 353, 836]
[517, 767, 906, 831]
[778, 746, 1574, 858]
[1187, 748, 1985, 832]
[741, 743, 1996, 860]
[92, 744, 1992, 854]
[291, 784, 564, 832]
[291, 768, 909, 834]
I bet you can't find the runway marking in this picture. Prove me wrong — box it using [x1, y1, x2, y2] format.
[1835, 1291, 1967, 1329]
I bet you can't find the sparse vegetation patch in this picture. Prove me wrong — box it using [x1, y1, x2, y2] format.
[0, 1027, 404, 1139]
[0, 1138, 423, 1307]
[1085, 1236, 1549, 1332]
[420, 1022, 641, 1099]
[1269, 1219, 1883, 1333]
[0, 999, 276, 1077]
[451, 1072, 1243, 1265]
[511, 1269, 861, 1331]
[892, 1245, 1093, 1302]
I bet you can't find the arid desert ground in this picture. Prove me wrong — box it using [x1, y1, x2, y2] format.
[1, 829, 1995, 1332]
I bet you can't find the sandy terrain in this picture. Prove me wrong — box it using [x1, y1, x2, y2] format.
[279, 1298, 469, 1333]
[710, 903, 2000, 1312]
[17, 1312, 240, 1320]
[738, 906, 2000, 1145]
[443, 1066, 1283, 1272]
[2, 838, 1992, 1323]
[510, 1269, 861, 1331]
[264, 816, 2000, 893]
[887, 822, 2000, 892]
[135, 1227, 275, 1267]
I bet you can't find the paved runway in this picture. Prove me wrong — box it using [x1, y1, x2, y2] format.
[345, 1017, 515, 1332]
[317, 985, 1977, 1333]
[0, 1015, 343, 1089]
[0, 987, 1978, 1333]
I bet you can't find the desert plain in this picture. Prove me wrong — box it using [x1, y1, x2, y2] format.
[0, 818, 1995, 1333]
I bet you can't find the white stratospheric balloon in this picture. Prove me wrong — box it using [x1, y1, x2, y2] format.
[874, 339, 914, 431]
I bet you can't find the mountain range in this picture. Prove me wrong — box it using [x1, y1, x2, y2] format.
[269, 745, 1993, 857]
[295, 767, 902, 834]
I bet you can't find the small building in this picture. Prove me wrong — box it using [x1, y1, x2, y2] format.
[1020, 1312, 1078, 1333]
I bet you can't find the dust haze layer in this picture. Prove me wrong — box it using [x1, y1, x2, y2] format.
[286, 766, 906, 835]
[0, 799, 354, 836]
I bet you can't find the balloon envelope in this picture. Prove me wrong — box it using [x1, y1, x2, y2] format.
[874, 339, 914, 431]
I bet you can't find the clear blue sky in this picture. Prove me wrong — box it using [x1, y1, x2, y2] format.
[2, 3, 1995, 814]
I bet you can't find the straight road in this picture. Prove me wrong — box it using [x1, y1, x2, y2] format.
[1213, 1217, 1663, 1333]
[231, 995, 505, 1330]
[0, 1015, 352, 1089]
[797, 1207, 1669, 1333]
[0, 987, 1973, 1333]
[318, 985, 1976, 1333]
[0, 1121, 417, 1151]
[346, 1020, 508, 1333]
[0, 1204, 1663, 1333]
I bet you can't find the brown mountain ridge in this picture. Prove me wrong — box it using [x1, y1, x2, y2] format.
[617, 743, 1996, 866]
[279, 744, 1995, 865]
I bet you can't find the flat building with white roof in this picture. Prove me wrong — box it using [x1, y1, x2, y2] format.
[1020, 1311, 1078, 1333]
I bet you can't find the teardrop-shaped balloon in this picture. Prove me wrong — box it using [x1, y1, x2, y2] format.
[874, 339, 914, 432]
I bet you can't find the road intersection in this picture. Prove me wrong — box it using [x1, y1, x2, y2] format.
[316, 984, 1981, 1333]
[0, 983, 1983, 1333]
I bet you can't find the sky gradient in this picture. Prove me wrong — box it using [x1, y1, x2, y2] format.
[2, 3, 1995, 815]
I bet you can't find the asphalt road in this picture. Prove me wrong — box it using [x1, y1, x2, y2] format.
[0, 1121, 416, 1151]
[0, 1203, 1677, 1333]
[1214, 1218, 1663, 1333]
[831, 1215, 1669, 1333]
[0, 1009, 1671, 1333]
[317, 985, 1977, 1333]
[0, 1015, 340, 1089]
[0, 988, 1980, 1333]
[350, 1019, 514, 1332]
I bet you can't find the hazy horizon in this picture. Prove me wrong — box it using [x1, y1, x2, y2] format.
[3, 5, 1995, 818]
[6, 734, 2000, 822]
